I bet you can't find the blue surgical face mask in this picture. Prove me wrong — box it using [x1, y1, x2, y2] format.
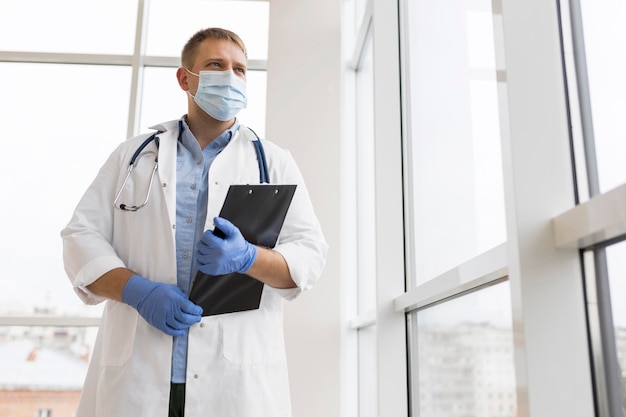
[185, 68, 247, 121]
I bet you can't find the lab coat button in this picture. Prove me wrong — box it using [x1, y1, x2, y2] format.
[194, 374, 199, 379]
[162, 183, 167, 188]
[199, 322, 205, 328]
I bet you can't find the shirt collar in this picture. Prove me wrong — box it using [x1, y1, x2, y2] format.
[178, 116, 240, 145]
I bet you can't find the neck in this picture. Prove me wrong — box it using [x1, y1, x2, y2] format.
[186, 109, 235, 149]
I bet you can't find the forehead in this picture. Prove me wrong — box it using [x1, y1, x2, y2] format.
[192, 38, 247, 66]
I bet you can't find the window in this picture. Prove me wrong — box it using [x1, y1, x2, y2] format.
[0, 62, 130, 317]
[399, 0, 514, 414]
[0, 0, 138, 54]
[355, 29, 377, 417]
[409, 281, 516, 417]
[558, 0, 626, 415]
[402, 0, 506, 286]
[343, 0, 603, 415]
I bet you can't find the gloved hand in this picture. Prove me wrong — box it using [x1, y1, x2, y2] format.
[121, 274, 203, 337]
[196, 216, 258, 276]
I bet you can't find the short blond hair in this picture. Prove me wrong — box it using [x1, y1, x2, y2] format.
[181, 27, 247, 68]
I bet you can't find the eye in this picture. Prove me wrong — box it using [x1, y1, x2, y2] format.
[209, 62, 221, 68]
[234, 67, 246, 75]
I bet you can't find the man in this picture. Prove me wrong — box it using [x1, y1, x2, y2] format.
[61, 27, 328, 417]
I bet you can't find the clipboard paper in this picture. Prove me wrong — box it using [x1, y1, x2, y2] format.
[189, 184, 297, 316]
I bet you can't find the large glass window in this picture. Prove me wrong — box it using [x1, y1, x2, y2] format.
[576, 0, 626, 193]
[0, 63, 130, 317]
[561, 0, 626, 415]
[355, 33, 376, 318]
[403, 0, 506, 286]
[606, 242, 626, 398]
[358, 324, 378, 417]
[401, 0, 512, 415]
[355, 30, 377, 417]
[409, 281, 517, 417]
[0, 0, 138, 54]
[146, 0, 269, 60]
[0, 326, 97, 416]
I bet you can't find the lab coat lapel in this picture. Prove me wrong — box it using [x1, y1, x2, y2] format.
[152, 121, 178, 239]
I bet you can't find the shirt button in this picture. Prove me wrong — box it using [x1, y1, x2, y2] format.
[190, 184, 197, 190]
[186, 217, 193, 223]
[182, 252, 189, 259]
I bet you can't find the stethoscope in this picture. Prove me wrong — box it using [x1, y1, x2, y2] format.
[113, 122, 269, 211]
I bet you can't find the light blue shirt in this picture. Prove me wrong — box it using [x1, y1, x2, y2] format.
[171, 117, 239, 383]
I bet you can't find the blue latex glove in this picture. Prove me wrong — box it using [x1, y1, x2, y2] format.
[196, 216, 258, 276]
[121, 274, 203, 336]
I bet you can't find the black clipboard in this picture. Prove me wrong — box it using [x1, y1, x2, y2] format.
[189, 184, 297, 316]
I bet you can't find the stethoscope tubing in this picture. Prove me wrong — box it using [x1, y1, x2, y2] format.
[114, 125, 269, 211]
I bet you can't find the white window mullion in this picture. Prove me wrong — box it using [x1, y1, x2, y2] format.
[371, 0, 408, 416]
[127, 0, 149, 138]
[498, 0, 595, 415]
[395, 243, 508, 313]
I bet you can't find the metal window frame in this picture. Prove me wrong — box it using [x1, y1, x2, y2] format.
[555, 0, 626, 415]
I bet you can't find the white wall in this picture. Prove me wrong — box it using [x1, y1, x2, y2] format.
[266, 1, 343, 416]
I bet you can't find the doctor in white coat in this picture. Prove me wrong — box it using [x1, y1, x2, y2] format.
[61, 27, 327, 417]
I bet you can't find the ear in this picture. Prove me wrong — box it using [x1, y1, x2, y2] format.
[176, 67, 190, 91]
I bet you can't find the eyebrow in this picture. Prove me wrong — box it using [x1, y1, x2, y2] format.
[201, 57, 247, 69]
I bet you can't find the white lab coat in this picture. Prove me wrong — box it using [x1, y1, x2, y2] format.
[61, 119, 328, 417]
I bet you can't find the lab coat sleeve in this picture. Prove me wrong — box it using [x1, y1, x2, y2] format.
[60, 144, 128, 305]
[270, 150, 328, 301]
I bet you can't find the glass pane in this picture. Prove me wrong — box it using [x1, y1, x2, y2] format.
[410, 282, 517, 417]
[404, 0, 506, 285]
[0, 63, 130, 316]
[0, 326, 97, 416]
[141, 67, 267, 138]
[606, 241, 626, 412]
[578, 0, 626, 193]
[358, 325, 377, 417]
[355, 0, 369, 28]
[146, 0, 269, 60]
[0, 0, 138, 54]
[356, 34, 376, 314]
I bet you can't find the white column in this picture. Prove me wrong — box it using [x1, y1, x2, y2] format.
[266, 1, 343, 416]
[371, 0, 409, 416]
[498, 0, 595, 415]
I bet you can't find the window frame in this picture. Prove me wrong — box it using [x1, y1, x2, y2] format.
[554, 0, 626, 415]
[344, 0, 599, 416]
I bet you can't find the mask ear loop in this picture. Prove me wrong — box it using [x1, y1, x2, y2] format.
[183, 68, 198, 99]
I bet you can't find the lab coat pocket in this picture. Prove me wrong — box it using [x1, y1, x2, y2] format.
[99, 301, 138, 367]
[221, 312, 286, 366]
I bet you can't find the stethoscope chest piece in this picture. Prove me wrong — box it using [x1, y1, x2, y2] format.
[113, 133, 161, 212]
